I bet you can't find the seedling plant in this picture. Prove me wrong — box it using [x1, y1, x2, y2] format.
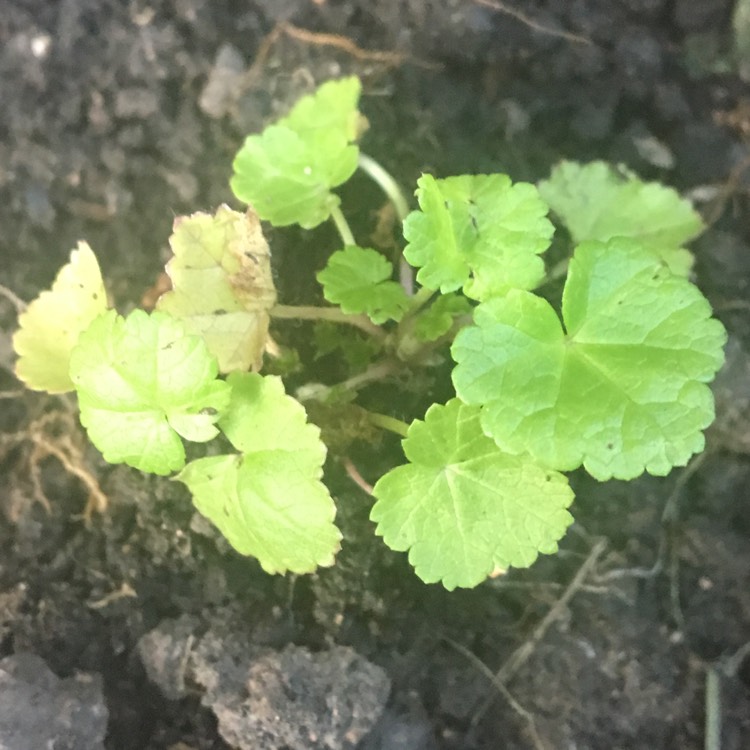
[12, 77, 727, 589]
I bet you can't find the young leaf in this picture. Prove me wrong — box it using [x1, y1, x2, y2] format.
[403, 173, 554, 300]
[317, 245, 410, 324]
[230, 77, 362, 229]
[13, 242, 108, 393]
[452, 238, 727, 480]
[413, 293, 473, 342]
[69, 310, 231, 475]
[371, 399, 574, 590]
[538, 160, 703, 275]
[156, 205, 276, 373]
[176, 373, 341, 574]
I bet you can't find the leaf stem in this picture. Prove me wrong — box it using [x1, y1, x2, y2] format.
[366, 410, 410, 437]
[330, 204, 356, 246]
[270, 304, 385, 339]
[405, 285, 435, 316]
[337, 359, 399, 392]
[358, 153, 411, 223]
[296, 359, 400, 402]
[357, 153, 416, 295]
[705, 667, 721, 750]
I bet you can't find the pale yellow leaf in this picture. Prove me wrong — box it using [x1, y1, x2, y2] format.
[13, 242, 108, 393]
[157, 205, 277, 373]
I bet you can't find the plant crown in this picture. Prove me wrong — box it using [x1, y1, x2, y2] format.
[13, 76, 727, 589]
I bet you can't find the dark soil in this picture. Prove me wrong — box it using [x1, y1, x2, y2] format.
[2, 1, 750, 749]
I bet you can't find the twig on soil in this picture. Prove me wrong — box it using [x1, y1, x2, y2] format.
[446, 638, 549, 750]
[472, 538, 608, 726]
[472, 0, 594, 46]
[701, 154, 750, 229]
[489, 579, 612, 596]
[0, 410, 107, 519]
[590, 455, 711, 631]
[241, 20, 439, 94]
[281, 23, 416, 65]
[87, 582, 137, 609]
[28, 414, 108, 518]
[594, 454, 707, 586]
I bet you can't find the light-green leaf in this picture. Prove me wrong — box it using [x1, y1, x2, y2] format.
[452, 238, 727, 480]
[230, 77, 362, 229]
[13, 242, 108, 393]
[538, 160, 703, 275]
[413, 293, 473, 342]
[317, 245, 410, 324]
[371, 399, 574, 590]
[156, 205, 276, 373]
[176, 373, 341, 574]
[403, 173, 554, 300]
[69, 310, 231, 475]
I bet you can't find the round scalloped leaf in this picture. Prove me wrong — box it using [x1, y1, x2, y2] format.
[317, 245, 410, 324]
[13, 242, 108, 393]
[156, 205, 276, 373]
[403, 173, 553, 300]
[538, 160, 703, 275]
[452, 238, 727, 480]
[69, 310, 231, 475]
[230, 77, 362, 229]
[371, 399, 574, 590]
[175, 372, 341, 574]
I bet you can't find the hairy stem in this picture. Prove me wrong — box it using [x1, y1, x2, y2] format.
[405, 285, 436, 316]
[704, 667, 721, 750]
[330, 204, 356, 246]
[296, 359, 400, 403]
[358, 153, 411, 223]
[270, 304, 385, 339]
[358, 152, 416, 295]
[366, 410, 410, 437]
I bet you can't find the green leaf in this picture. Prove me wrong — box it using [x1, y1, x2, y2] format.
[69, 310, 231, 475]
[176, 373, 341, 574]
[403, 173, 553, 300]
[313, 322, 381, 370]
[452, 238, 727, 480]
[156, 205, 276, 373]
[13, 242, 108, 393]
[371, 399, 574, 590]
[413, 293, 473, 342]
[317, 245, 410, 324]
[230, 77, 362, 229]
[538, 160, 703, 275]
